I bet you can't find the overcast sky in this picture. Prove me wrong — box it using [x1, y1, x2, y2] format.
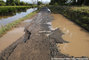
[3, 0, 51, 4]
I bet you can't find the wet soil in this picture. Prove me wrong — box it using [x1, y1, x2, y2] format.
[1, 7, 88, 60]
[0, 8, 69, 60]
[0, 14, 35, 57]
[52, 14, 89, 57]
[0, 27, 24, 53]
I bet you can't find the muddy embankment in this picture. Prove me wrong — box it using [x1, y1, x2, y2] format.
[0, 8, 69, 60]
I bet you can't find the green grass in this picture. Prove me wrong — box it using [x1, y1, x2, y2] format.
[0, 11, 37, 37]
[48, 6, 89, 31]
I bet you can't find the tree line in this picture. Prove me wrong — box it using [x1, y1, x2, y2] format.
[50, 0, 89, 6]
[72, 0, 89, 5]
[0, 0, 32, 6]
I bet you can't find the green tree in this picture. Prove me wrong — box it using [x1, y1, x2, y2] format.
[50, 0, 67, 5]
[65, 0, 89, 6]
[71, 0, 77, 5]
[6, 0, 20, 5]
[15, 0, 20, 5]
[20, 1, 26, 5]
[6, 0, 13, 5]
[73, 0, 89, 5]
[82, 0, 89, 5]
[49, 0, 57, 5]
[0, 0, 6, 6]
[77, 0, 84, 5]
[11, 2, 16, 6]
[38, 1, 42, 5]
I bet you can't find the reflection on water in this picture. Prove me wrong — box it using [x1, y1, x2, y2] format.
[52, 14, 89, 57]
[0, 16, 12, 19]
[0, 8, 37, 27]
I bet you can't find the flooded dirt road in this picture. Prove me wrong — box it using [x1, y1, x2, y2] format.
[52, 14, 89, 57]
[0, 27, 25, 53]
[0, 7, 69, 60]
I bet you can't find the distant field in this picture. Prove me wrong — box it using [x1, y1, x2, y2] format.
[49, 6, 89, 31]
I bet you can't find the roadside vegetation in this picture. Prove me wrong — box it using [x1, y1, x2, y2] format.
[49, 6, 89, 31]
[0, 11, 37, 37]
[48, 0, 89, 31]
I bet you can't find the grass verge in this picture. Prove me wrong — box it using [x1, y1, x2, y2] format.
[0, 11, 37, 37]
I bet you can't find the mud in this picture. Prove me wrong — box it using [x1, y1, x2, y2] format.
[0, 27, 24, 53]
[0, 17, 34, 53]
[0, 7, 69, 60]
[52, 14, 89, 57]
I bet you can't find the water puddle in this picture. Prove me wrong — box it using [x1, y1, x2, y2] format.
[0, 27, 25, 53]
[52, 14, 89, 57]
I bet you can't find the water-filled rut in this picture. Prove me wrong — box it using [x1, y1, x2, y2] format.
[52, 14, 89, 57]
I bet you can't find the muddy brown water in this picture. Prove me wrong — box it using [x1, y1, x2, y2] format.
[0, 27, 25, 53]
[52, 14, 89, 57]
